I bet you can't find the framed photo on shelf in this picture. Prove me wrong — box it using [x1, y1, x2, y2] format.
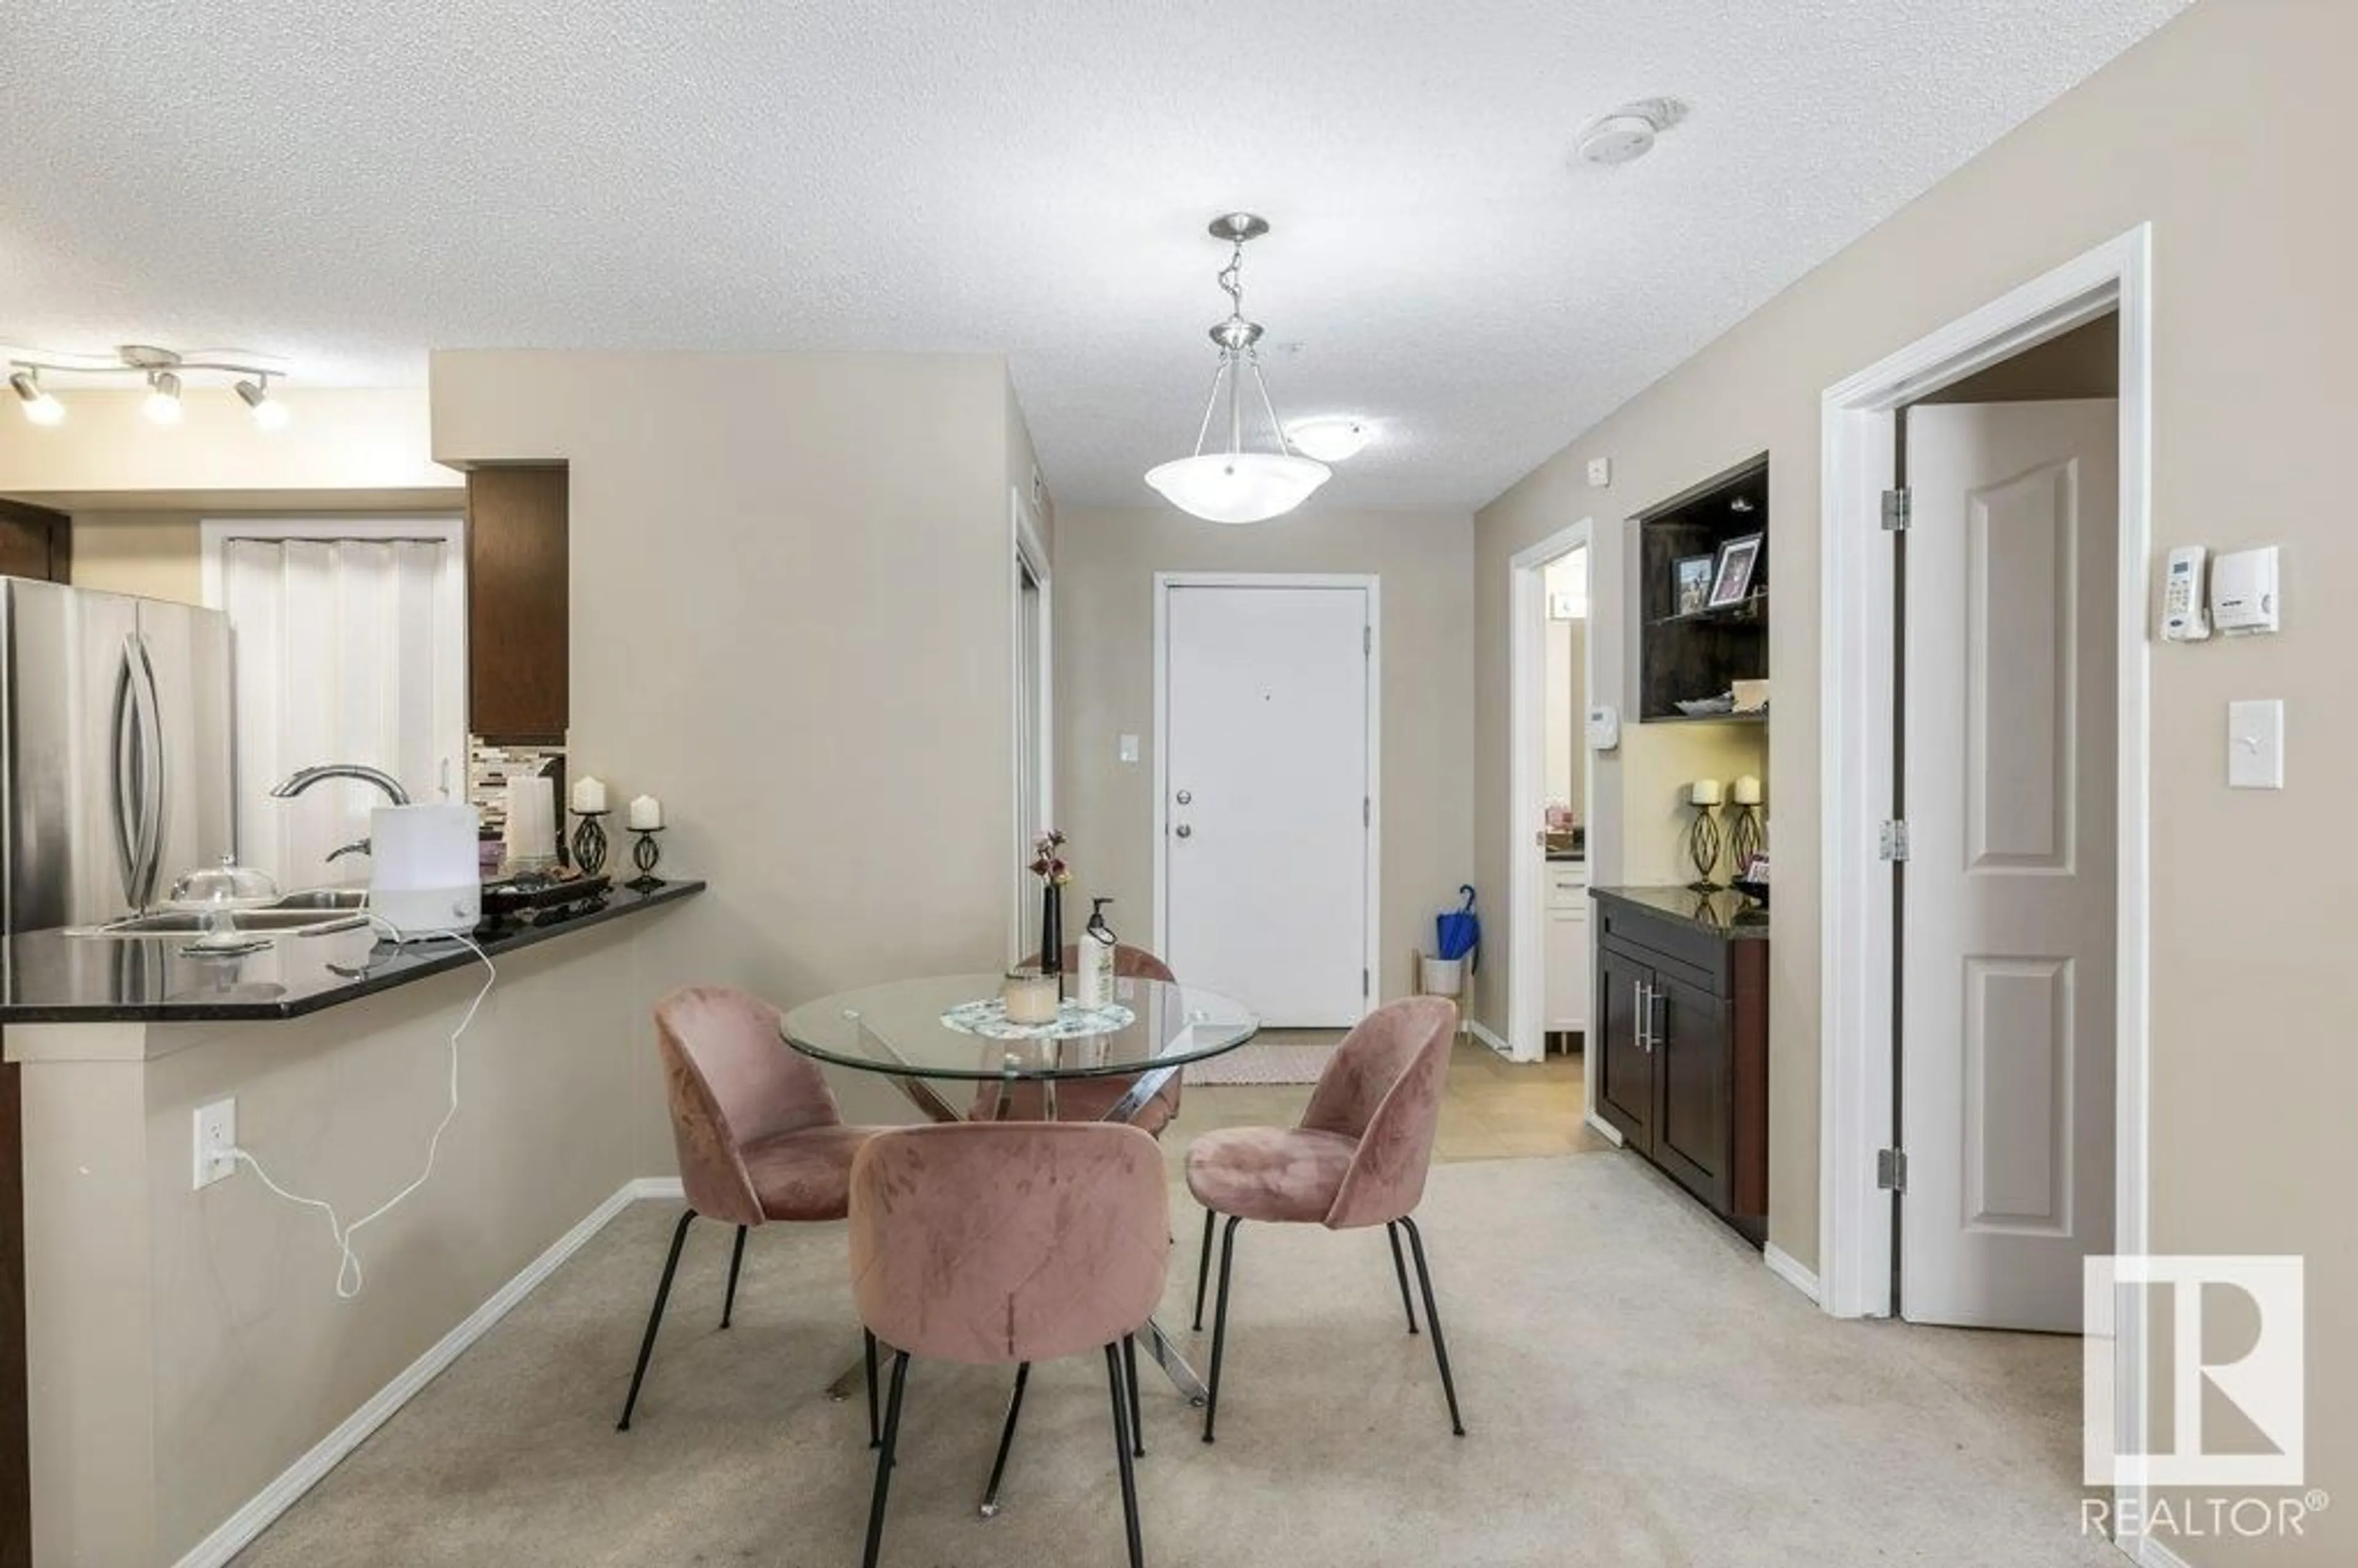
[1708, 533, 1764, 608]
[1673, 555, 1713, 616]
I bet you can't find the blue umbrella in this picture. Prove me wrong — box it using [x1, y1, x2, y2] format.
[1435, 885, 1481, 965]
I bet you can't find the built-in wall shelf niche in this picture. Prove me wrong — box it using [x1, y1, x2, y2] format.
[1635, 456, 1768, 724]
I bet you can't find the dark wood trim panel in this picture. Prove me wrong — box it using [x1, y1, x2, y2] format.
[0, 499, 71, 586]
[465, 466, 569, 744]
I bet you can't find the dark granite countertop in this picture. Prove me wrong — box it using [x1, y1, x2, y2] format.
[1545, 850, 1587, 863]
[0, 880, 704, 1023]
[1590, 884, 1769, 939]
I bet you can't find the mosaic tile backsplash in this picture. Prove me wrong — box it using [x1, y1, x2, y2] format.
[469, 737, 567, 837]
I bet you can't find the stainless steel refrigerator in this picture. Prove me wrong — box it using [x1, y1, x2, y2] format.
[0, 578, 235, 936]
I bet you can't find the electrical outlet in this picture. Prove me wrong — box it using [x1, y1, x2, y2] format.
[1587, 457, 1612, 487]
[193, 1098, 237, 1189]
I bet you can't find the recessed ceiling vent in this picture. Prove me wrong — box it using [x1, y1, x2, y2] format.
[1575, 98, 1687, 167]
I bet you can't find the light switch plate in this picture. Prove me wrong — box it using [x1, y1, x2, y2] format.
[2227, 699, 2284, 790]
[1118, 734, 1140, 764]
[193, 1098, 238, 1189]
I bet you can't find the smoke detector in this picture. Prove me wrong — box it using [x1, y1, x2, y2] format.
[1575, 98, 1687, 167]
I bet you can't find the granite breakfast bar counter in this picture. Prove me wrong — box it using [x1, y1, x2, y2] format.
[2, 881, 704, 1566]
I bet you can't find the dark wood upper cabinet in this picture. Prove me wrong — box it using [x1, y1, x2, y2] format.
[0, 499, 71, 586]
[466, 465, 569, 744]
[1635, 457, 1768, 724]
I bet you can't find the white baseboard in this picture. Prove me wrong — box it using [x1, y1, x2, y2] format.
[1762, 1242, 1822, 1305]
[171, 1178, 664, 1568]
[1468, 1020, 1515, 1060]
[1582, 1109, 1625, 1147]
[2134, 1535, 2193, 1568]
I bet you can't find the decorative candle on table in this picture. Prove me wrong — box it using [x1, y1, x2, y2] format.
[1727, 775, 1765, 877]
[569, 775, 610, 875]
[1683, 778, 1725, 891]
[626, 794, 665, 890]
[1002, 969, 1060, 1025]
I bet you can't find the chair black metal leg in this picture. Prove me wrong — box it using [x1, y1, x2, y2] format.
[1385, 1222, 1420, 1336]
[1191, 1206, 1214, 1332]
[1201, 1216, 1241, 1444]
[1399, 1216, 1465, 1437]
[616, 1208, 695, 1432]
[1123, 1333, 1145, 1457]
[860, 1351, 911, 1568]
[720, 1224, 749, 1328]
[979, 1362, 1031, 1518]
[864, 1330, 882, 1449]
[1105, 1344, 1145, 1568]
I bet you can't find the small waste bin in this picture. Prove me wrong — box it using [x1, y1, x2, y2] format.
[1420, 955, 1466, 996]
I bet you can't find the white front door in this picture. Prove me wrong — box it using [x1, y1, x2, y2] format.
[1162, 582, 1371, 1025]
[1901, 399, 2118, 1330]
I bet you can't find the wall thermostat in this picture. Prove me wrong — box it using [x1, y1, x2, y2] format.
[2211, 546, 2281, 635]
[1586, 704, 1621, 752]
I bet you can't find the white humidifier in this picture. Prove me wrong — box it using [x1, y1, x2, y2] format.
[368, 803, 483, 939]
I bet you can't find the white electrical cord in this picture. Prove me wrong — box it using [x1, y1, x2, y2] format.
[231, 917, 497, 1299]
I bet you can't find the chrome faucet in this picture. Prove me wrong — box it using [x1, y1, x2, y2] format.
[270, 764, 411, 807]
[272, 764, 411, 866]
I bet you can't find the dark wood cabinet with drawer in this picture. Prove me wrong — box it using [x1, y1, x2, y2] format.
[1591, 887, 1768, 1245]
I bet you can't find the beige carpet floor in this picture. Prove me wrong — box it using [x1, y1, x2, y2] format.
[233, 1152, 2115, 1567]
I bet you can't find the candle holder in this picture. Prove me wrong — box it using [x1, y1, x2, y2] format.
[570, 810, 610, 877]
[1726, 802, 1764, 879]
[626, 826, 665, 891]
[1683, 804, 1724, 891]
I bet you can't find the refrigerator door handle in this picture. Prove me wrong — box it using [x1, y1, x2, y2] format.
[111, 638, 143, 909]
[130, 632, 167, 907]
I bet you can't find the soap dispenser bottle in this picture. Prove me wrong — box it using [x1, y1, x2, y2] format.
[1078, 898, 1118, 1009]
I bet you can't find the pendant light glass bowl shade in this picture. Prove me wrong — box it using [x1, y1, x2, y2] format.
[1145, 451, 1331, 526]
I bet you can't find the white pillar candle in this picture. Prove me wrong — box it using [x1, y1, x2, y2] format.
[1689, 778, 1724, 807]
[503, 775, 556, 861]
[1003, 969, 1060, 1025]
[571, 775, 608, 813]
[1730, 775, 1762, 805]
[628, 793, 664, 830]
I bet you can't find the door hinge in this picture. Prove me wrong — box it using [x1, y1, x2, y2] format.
[1881, 487, 1912, 532]
[1876, 1147, 1909, 1193]
[1878, 819, 1912, 863]
[1362, 967, 1371, 997]
[1363, 796, 1371, 826]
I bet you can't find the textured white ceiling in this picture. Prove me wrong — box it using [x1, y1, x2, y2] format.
[0, 0, 2186, 510]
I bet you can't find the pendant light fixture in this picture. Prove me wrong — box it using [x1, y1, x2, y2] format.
[1144, 213, 1331, 524]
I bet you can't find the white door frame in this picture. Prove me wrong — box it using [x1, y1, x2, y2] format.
[1816, 225, 2152, 1532]
[1151, 572, 1382, 1003]
[1506, 521, 1597, 1073]
[1010, 488, 1054, 963]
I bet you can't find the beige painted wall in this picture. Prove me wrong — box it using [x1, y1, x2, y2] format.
[1474, 3, 2353, 1556]
[66, 511, 205, 603]
[432, 350, 1029, 1149]
[1052, 505, 1473, 1003]
[11, 912, 680, 1566]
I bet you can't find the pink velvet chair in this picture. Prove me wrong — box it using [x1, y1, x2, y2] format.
[849, 1122, 1168, 1568]
[1183, 995, 1465, 1442]
[969, 944, 1185, 1132]
[616, 985, 887, 1434]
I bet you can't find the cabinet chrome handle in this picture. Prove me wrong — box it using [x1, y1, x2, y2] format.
[1635, 980, 1653, 1053]
[1649, 987, 1668, 1050]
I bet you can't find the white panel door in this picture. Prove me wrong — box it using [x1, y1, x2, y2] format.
[1164, 584, 1369, 1025]
[1902, 400, 2117, 1330]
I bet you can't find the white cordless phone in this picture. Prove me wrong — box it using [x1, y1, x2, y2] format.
[2163, 546, 2211, 641]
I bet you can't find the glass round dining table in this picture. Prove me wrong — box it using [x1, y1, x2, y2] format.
[779, 972, 1259, 1125]
[779, 972, 1258, 1424]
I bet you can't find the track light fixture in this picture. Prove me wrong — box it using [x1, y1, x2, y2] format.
[1, 344, 293, 430]
[144, 370, 184, 424]
[235, 375, 290, 430]
[9, 368, 65, 426]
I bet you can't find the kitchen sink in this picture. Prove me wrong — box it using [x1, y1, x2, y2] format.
[71, 890, 372, 938]
[267, 889, 372, 911]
